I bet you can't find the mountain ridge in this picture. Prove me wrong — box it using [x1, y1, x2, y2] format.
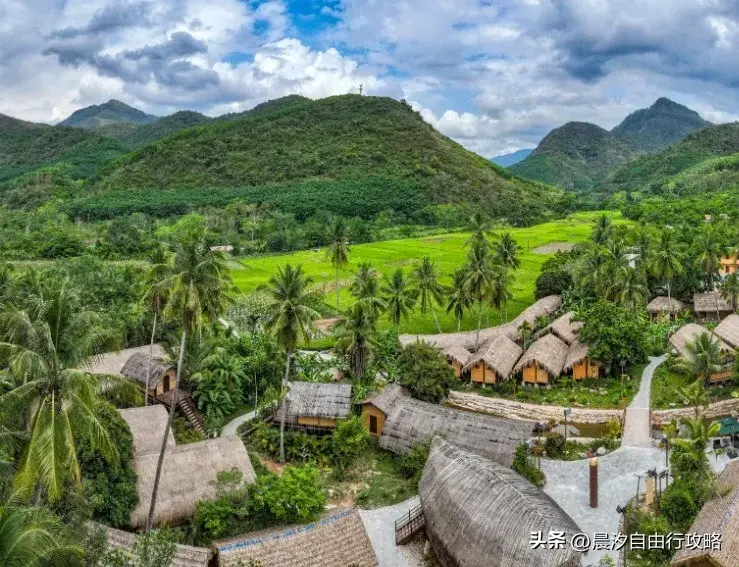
[59, 99, 158, 129]
[491, 149, 533, 167]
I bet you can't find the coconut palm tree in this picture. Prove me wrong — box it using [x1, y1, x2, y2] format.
[146, 219, 231, 532]
[575, 245, 609, 298]
[412, 256, 445, 333]
[141, 245, 171, 406]
[519, 320, 534, 350]
[680, 418, 720, 453]
[349, 263, 386, 319]
[695, 229, 723, 319]
[677, 333, 724, 389]
[464, 211, 492, 249]
[612, 267, 649, 311]
[679, 379, 711, 419]
[465, 240, 494, 349]
[0, 497, 82, 567]
[446, 268, 472, 332]
[592, 214, 614, 245]
[381, 269, 417, 328]
[334, 302, 378, 381]
[721, 272, 739, 312]
[0, 279, 127, 502]
[326, 217, 349, 315]
[493, 232, 522, 271]
[630, 228, 654, 271]
[265, 264, 320, 463]
[489, 266, 514, 322]
[651, 229, 684, 313]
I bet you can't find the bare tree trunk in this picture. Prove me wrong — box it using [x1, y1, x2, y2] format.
[279, 350, 292, 463]
[475, 300, 483, 351]
[667, 281, 672, 315]
[457, 318, 461, 333]
[146, 329, 186, 533]
[145, 312, 158, 406]
[335, 267, 340, 315]
[431, 304, 441, 333]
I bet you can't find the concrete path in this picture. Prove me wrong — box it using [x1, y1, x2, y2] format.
[621, 355, 666, 448]
[221, 409, 257, 436]
[360, 497, 421, 567]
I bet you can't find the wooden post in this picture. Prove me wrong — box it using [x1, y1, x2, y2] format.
[589, 457, 598, 508]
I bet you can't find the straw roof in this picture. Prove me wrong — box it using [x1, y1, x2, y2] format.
[399, 295, 562, 351]
[538, 311, 582, 345]
[83, 344, 167, 376]
[121, 352, 174, 390]
[420, 438, 582, 567]
[647, 296, 684, 314]
[364, 384, 533, 466]
[463, 335, 523, 380]
[217, 508, 377, 567]
[120, 406, 255, 529]
[714, 313, 739, 348]
[671, 461, 739, 567]
[514, 333, 569, 377]
[563, 339, 591, 372]
[99, 524, 210, 567]
[693, 291, 732, 313]
[119, 405, 174, 456]
[669, 323, 732, 359]
[279, 382, 352, 421]
[442, 345, 472, 366]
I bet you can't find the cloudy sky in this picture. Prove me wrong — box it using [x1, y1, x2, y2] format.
[2, 0, 739, 156]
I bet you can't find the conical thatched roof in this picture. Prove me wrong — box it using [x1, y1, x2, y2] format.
[669, 323, 732, 359]
[647, 296, 684, 314]
[671, 461, 739, 567]
[537, 311, 582, 345]
[82, 344, 167, 376]
[420, 439, 582, 567]
[693, 291, 731, 313]
[364, 385, 533, 466]
[399, 296, 562, 350]
[119, 405, 174, 456]
[121, 352, 174, 389]
[714, 313, 739, 348]
[563, 339, 591, 372]
[217, 508, 377, 567]
[99, 523, 210, 567]
[442, 345, 472, 366]
[463, 335, 523, 380]
[514, 333, 569, 377]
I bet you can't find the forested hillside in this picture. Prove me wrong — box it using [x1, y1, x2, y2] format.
[59, 99, 157, 129]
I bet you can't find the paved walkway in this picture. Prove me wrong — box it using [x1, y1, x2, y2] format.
[221, 409, 257, 436]
[622, 355, 666, 448]
[359, 497, 421, 567]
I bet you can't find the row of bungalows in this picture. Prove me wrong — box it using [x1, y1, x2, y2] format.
[443, 311, 602, 386]
[647, 291, 736, 323]
[669, 321, 737, 384]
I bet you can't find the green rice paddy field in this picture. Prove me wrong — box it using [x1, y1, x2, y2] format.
[231, 211, 630, 335]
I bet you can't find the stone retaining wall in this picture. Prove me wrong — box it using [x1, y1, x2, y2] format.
[651, 398, 739, 426]
[447, 391, 624, 424]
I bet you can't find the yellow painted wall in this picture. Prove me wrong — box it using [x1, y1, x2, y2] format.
[572, 359, 602, 380]
[522, 365, 538, 384]
[522, 362, 552, 384]
[296, 416, 337, 428]
[710, 371, 734, 383]
[471, 362, 486, 383]
[155, 369, 176, 396]
[362, 405, 386, 436]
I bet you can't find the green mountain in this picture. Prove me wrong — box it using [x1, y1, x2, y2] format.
[509, 122, 639, 191]
[99, 110, 212, 148]
[611, 97, 711, 151]
[491, 149, 533, 167]
[59, 100, 158, 129]
[216, 94, 310, 122]
[0, 113, 128, 182]
[79, 95, 565, 223]
[603, 122, 739, 194]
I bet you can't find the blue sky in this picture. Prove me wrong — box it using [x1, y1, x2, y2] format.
[2, 0, 739, 156]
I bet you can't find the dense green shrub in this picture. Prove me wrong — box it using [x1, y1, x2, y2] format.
[397, 443, 431, 484]
[544, 433, 566, 458]
[331, 416, 370, 477]
[397, 341, 456, 403]
[512, 444, 545, 487]
[660, 482, 698, 530]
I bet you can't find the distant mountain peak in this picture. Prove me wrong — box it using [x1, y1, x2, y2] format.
[59, 100, 158, 129]
[491, 148, 534, 167]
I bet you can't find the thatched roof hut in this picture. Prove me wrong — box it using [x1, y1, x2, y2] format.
[420, 438, 582, 567]
[442, 345, 472, 367]
[83, 344, 167, 376]
[463, 335, 523, 381]
[364, 384, 533, 466]
[563, 339, 590, 372]
[217, 508, 377, 567]
[514, 333, 569, 378]
[714, 313, 739, 348]
[119, 405, 175, 456]
[121, 352, 175, 391]
[671, 461, 739, 567]
[399, 295, 562, 351]
[537, 311, 582, 345]
[647, 296, 684, 315]
[669, 323, 732, 359]
[275, 382, 352, 428]
[693, 292, 732, 315]
[99, 524, 210, 567]
[120, 406, 256, 529]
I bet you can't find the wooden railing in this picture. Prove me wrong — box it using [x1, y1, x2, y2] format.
[394, 504, 425, 545]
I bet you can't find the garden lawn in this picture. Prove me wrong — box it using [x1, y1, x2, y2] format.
[231, 211, 630, 335]
[650, 365, 738, 409]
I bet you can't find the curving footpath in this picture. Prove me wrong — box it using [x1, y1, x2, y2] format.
[221, 409, 258, 437]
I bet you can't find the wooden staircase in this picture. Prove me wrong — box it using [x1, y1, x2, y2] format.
[158, 389, 206, 435]
[395, 504, 425, 545]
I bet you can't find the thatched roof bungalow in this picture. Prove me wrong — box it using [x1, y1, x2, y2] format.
[121, 351, 176, 397]
[563, 340, 603, 380]
[217, 508, 377, 567]
[693, 292, 732, 322]
[99, 524, 210, 567]
[441, 345, 472, 377]
[463, 335, 523, 385]
[514, 333, 569, 385]
[647, 296, 684, 319]
[671, 462, 739, 567]
[669, 323, 734, 383]
[537, 311, 582, 345]
[275, 382, 352, 431]
[420, 439, 582, 567]
[361, 384, 533, 466]
[120, 406, 256, 529]
[714, 313, 739, 349]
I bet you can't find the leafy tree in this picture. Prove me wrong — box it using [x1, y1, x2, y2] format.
[489, 266, 513, 322]
[397, 443, 430, 484]
[695, 228, 722, 299]
[721, 272, 739, 312]
[192, 347, 247, 430]
[611, 267, 648, 311]
[412, 256, 445, 333]
[330, 416, 370, 477]
[89, 528, 177, 567]
[397, 341, 455, 403]
[592, 214, 613, 245]
[465, 240, 495, 349]
[381, 269, 417, 328]
[519, 320, 534, 350]
[650, 229, 684, 313]
[141, 245, 170, 406]
[535, 269, 573, 299]
[265, 265, 320, 463]
[660, 482, 698, 531]
[446, 268, 472, 332]
[493, 232, 522, 270]
[349, 262, 386, 318]
[255, 465, 325, 524]
[333, 302, 377, 380]
[147, 216, 231, 532]
[325, 217, 349, 314]
[464, 211, 492, 249]
[676, 333, 724, 387]
[679, 379, 710, 419]
[629, 228, 653, 272]
[511, 444, 545, 487]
